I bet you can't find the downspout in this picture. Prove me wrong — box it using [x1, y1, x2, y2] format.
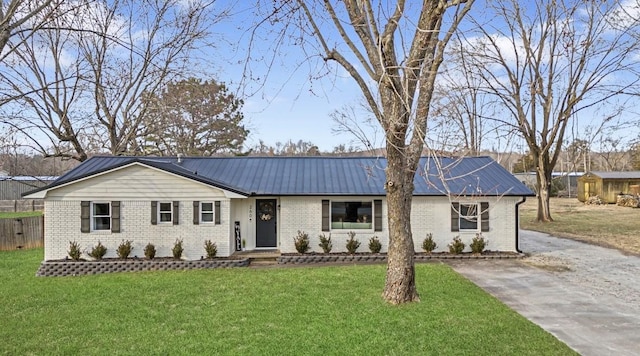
[515, 197, 527, 253]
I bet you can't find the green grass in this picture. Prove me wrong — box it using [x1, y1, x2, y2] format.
[0, 249, 574, 355]
[0, 211, 43, 218]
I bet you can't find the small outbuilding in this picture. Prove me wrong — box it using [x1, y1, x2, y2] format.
[577, 171, 640, 203]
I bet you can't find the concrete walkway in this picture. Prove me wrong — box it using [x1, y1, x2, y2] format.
[448, 230, 640, 356]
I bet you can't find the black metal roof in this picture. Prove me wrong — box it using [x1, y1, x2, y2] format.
[29, 156, 534, 197]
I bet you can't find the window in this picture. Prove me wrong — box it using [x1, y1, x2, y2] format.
[459, 203, 479, 230]
[92, 202, 111, 231]
[451, 202, 489, 232]
[159, 202, 173, 223]
[331, 201, 372, 229]
[200, 202, 214, 223]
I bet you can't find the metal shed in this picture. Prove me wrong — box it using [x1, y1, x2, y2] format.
[577, 171, 640, 203]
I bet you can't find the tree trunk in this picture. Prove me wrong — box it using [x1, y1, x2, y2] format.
[382, 147, 420, 304]
[535, 164, 553, 222]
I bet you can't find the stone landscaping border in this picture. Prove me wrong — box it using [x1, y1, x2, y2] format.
[278, 252, 524, 265]
[36, 258, 250, 277]
[36, 252, 525, 276]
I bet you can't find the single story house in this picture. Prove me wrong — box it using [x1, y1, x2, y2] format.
[577, 171, 640, 203]
[25, 156, 534, 261]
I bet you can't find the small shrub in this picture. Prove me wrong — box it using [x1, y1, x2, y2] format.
[448, 236, 465, 254]
[144, 243, 156, 259]
[318, 233, 332, 253]
[172, 239, 184, 260]
[346, 231, 360, 254]
[68, 241, 82, 261]
[368, 236, 382, 253]
[204, 240, 217, 259]
[88, 241, 107, 260]
[116, 240, 133, 259]
[470, 233, 488, 254]
[422, 233, 437, 253]
[293, 230, 310, 254]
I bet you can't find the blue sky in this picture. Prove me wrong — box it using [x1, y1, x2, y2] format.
[208, 2, 380, 152]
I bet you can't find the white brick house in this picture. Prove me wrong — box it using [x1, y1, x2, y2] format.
[25, 156, 533, 261]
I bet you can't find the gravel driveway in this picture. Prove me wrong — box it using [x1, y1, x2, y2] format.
[448, 230, 640, 356]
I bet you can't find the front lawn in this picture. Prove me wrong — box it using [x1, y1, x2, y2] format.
[0, 249, 574, 355]
[520, 198, 640, 255]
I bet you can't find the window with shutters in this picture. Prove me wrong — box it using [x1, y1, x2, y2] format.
[92, 202, 111, 231]
[451, 202, 489, 232]
[459, 203, 478, 230]
[159, 202, 173, 223]
[331, 201, 372, 229]
[200, 202, 214, 223]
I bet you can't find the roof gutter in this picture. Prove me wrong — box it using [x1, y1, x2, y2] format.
[515, 196, 527, 253]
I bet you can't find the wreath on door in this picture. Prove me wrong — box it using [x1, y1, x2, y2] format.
[259, 201, 274, 221]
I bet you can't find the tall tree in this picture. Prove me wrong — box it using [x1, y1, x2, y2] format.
[1, 0, 222, 161]
[254, 0, 474, 304]
[139, 78, 248, 156]
[459, 0, 640, 221]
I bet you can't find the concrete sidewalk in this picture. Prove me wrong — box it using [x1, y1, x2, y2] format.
[448, 230, 640, 356]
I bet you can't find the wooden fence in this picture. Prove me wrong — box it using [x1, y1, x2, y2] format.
[0, 216, 44, 250]
[0, 199, 44, 212]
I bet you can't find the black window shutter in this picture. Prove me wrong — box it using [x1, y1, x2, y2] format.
[451, 202, 460, 232]
[173, 201, 179, 225]
[81, 201, 90, 233]
[214, 201, 221, 225]
[111, 201, 121, 233]
[193, 201, 200, 225]
[321, 200, 330, 231]
[481, 202, 490, 232]
[151, 201, 157, 225]
[374, 199, 382, 231]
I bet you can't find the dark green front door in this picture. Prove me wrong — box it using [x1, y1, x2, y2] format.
[256, 199, 277, 248]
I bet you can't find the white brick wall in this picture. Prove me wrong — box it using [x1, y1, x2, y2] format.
[411, 196, 521, 252]
[45, 195, 523, 260]
[44, 200, 232, 260]
[279, 196, 389, 254]
[278, 195, 521, 254]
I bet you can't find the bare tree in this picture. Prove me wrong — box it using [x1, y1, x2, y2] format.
[430, 45, 508, 155]
[459, 0, 640, 221]
[330, 103, 380, 153]
[253, 1, 474, 304]
[0, 0, 55, 60]
[1, 0, 223, 161]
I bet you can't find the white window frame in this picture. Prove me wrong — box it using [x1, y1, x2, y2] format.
[330, 200, 373, 230]
[200, 202, 215, 224]
[91, 202, 111, 231]
[158, 201, 173, 224]
[459, 203, 479, 231]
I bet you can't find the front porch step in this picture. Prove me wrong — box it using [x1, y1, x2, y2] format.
[248, 257, 279, 267]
